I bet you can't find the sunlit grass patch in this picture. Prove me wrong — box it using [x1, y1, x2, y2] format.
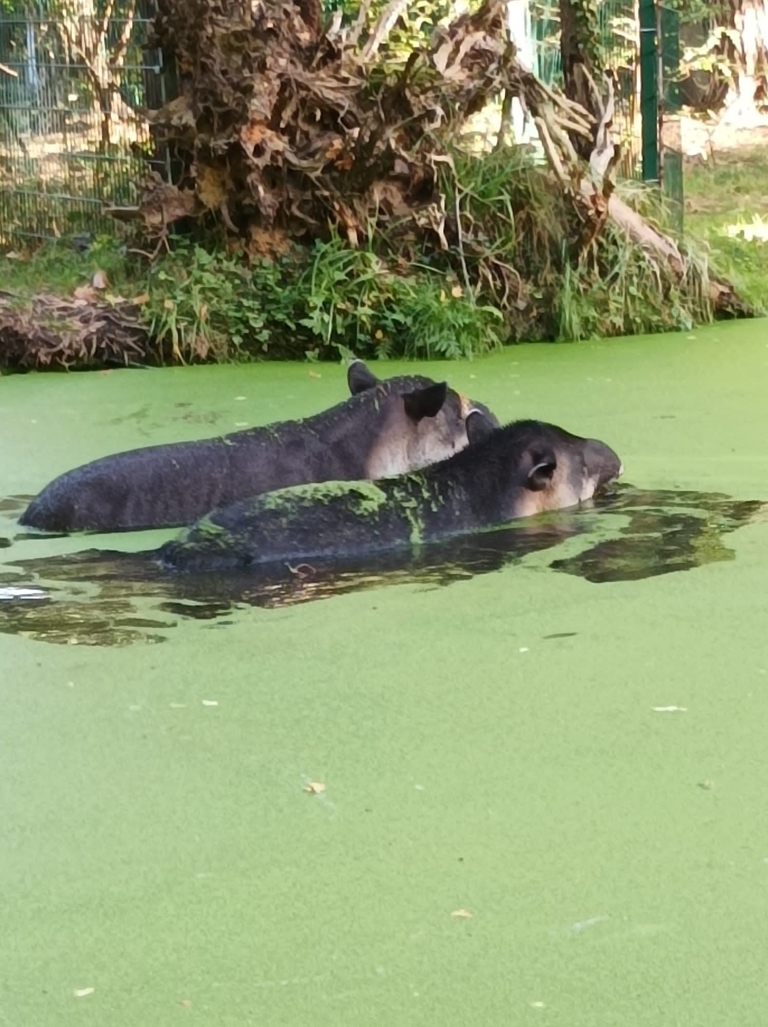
[684, 146, 768, 312]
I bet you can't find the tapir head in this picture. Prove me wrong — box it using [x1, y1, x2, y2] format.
[464, 416, 622, 519]
[347, 360, 500, 478]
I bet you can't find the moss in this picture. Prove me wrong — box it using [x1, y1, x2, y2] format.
[257, 479, 388, 517]
[178, 514, 232, 551]
[390, 483, 426, 546]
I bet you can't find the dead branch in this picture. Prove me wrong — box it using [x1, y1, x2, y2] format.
[0, 292, 157, 371]
[359, 0, 411, 60]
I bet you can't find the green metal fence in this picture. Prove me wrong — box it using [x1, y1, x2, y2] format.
[0, 0, 170, 246]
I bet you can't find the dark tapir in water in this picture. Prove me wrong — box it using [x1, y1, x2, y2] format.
[158, 415, 623, 574]
[19, 360, 498, 534]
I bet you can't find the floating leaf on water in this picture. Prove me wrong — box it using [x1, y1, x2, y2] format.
[74, 988, 94, 998]
[451, 909, 473, 918]
[201, 700, 218, 707]
[304, 781, 325, 794]
[652, 706, 687, 713]
[0, 586, 48, 601]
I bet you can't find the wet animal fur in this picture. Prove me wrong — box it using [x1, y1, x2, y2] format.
[19, 361, 498, 534]
[159, 416, 622, 573]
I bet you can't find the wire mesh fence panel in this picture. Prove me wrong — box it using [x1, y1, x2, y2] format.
[659, 2, 683, 234]
[601, 0, 642, 179]
[530, 0, 641, 178]
[0, 0, 169, 246]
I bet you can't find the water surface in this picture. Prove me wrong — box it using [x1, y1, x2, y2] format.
[2, 321, 768, 1026]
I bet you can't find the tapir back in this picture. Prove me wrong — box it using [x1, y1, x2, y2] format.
[20, 371, 495, 534]
[158, 415, 623, 574]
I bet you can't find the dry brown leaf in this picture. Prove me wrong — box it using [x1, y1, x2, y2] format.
[451, 285, 463, 298]
[369, 181, 411, 218]
[91, 269, 109, 289]
[195, 164, 230, 212]
[133, 292, 150, 305]
[73, 286, 98, 303]
[334, 152, 354, 172]
[247, 226, 291, 259]
[323, 137, 344, 161]
[145, 94, 196, 131]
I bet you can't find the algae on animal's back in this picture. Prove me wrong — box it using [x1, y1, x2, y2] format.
[173, 513, 231, 552]
[257, 479, 389, 518]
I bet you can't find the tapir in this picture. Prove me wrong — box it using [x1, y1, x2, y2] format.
[158, 414, 623, 573]
[19, 361, 498, 534]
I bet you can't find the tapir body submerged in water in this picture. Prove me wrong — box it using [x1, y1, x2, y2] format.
[159, 415, 623, 574]
[20, 361, 498, 534]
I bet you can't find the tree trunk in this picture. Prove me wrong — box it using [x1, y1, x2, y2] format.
[559, 0, 603, 157]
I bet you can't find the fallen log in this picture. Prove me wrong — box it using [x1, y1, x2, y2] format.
[0, 292, 156, 371]
[587, 186, 750, 318]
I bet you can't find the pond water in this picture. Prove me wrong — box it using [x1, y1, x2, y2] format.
[2, 320, 768, 1026]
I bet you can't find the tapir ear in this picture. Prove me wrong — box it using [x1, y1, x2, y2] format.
[403, 381, 448, 421]
[347, 360, 380, 395]
[526, 452, 557, 491]
[465, 410, 497, 445]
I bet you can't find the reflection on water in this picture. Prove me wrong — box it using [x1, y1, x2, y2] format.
[0, 485, 764, 647]
[0, 495, 33, 516]
[0, 573, 174, 646]
[551, 487, 765, 583]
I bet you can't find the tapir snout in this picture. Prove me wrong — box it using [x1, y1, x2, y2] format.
[582, 438, 623, 495]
